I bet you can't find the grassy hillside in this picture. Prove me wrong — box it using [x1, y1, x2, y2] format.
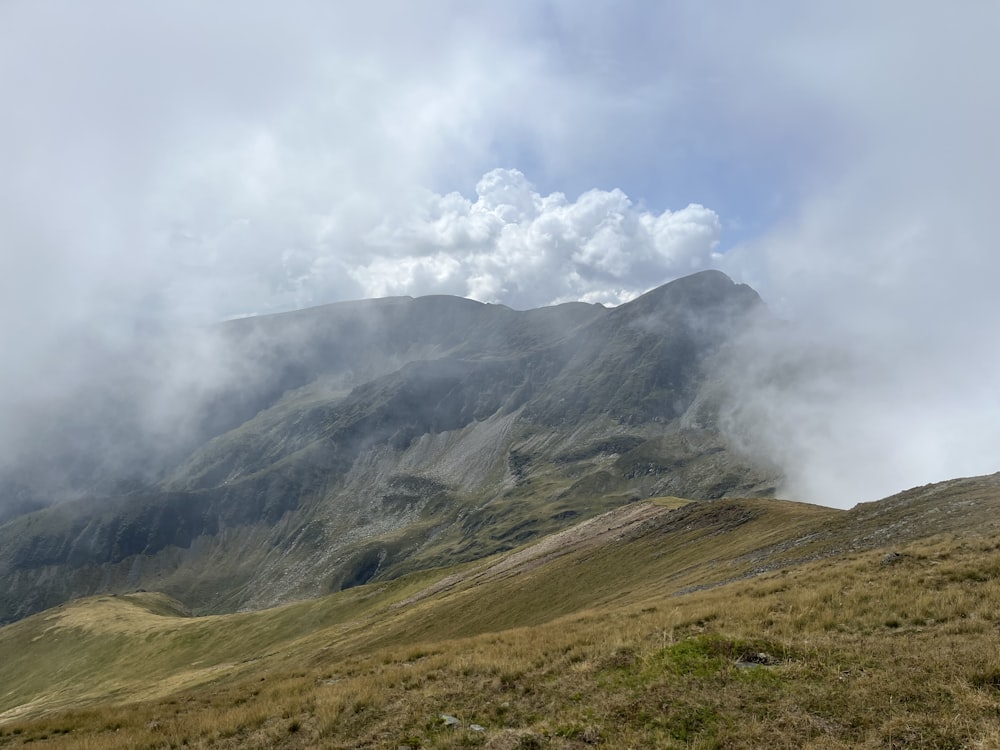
[2, 477, 1000, 748]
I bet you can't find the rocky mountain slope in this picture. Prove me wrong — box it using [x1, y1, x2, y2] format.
[0, 270, 779, 624]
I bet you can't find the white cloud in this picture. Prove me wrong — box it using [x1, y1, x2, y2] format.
[351, 169, 721, 308]
[710, 3, 1000, 506]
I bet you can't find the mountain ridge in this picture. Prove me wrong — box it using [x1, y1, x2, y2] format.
[0, 270, 776, 624]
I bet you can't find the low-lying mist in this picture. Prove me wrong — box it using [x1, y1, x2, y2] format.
[714, 291, 1000, 509]
[0, 326, 249, 511]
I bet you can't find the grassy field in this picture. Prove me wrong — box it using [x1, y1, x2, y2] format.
[3, 482, 1000, 748]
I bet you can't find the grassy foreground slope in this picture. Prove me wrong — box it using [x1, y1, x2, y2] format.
[2, 476, 1000, 748]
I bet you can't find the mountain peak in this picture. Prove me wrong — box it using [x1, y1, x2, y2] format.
[640, 269, 758, 304]
[609, 270, 762, 324]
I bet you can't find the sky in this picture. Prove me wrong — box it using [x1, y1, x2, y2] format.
[1, 1, 999, 507]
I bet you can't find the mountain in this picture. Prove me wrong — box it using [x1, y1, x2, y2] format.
[2, 473, 1000, 747]
[0, 270, 778, 624]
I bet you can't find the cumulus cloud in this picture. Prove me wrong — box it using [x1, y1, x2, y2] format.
[353, 168, 720, 307]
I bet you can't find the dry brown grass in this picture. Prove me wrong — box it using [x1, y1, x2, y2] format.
[4, 497, 1000, 748]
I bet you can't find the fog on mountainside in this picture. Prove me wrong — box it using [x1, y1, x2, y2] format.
[0, 324, 285, 520]
[711, 301, 1000, 508]
[2, 1, 999, 529]
[2, 262, 993, 527]
[0, 293, 599, 519]
[0, 272, 765, 518]
[0, 271, 793, 624]
[1, 263, 998, 625]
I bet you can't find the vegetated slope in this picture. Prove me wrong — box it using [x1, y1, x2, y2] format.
[0, 270, 779, 624]
[3, 473, 1000, 748]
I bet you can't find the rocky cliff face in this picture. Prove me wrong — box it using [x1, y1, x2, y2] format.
[0, 270, 778, 624]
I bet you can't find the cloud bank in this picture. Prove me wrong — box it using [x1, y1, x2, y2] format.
[711, 3, 1000, 506]
[2, 1, 1000, 508]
